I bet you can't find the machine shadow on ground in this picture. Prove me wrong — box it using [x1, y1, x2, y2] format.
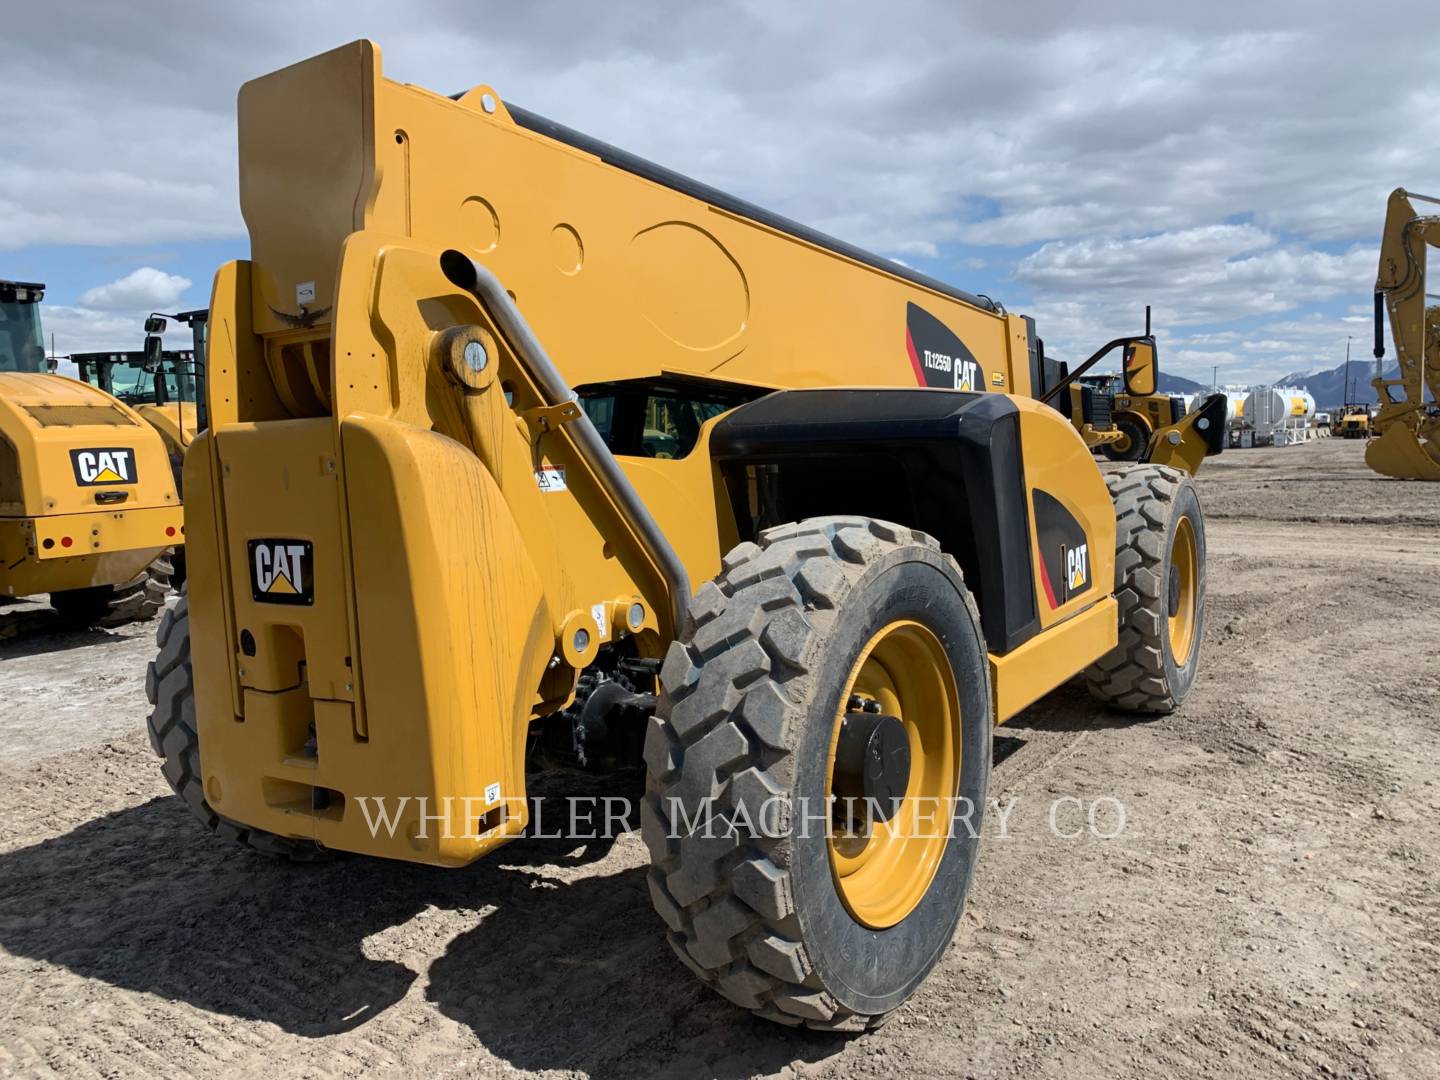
[0, 782, 846, 1077]
[0, 608, 141, 656]
[0, 686, 1145, 1076]
[1006, 677, 1168, 733]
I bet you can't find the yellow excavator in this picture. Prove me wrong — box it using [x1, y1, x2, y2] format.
[1370, 187, 1440, 479]
[147, 41, 1220, 1030]
[0, 280, 180, 624]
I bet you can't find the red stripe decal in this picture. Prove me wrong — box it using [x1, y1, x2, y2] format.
[1037, 550, 1059, 609]
[905, 327, 925, 386]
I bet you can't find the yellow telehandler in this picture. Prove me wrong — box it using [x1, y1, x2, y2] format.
[0, 279, 180, 624]
[1370, 187, 1440, 479]
[147, 41, 1217, 1030]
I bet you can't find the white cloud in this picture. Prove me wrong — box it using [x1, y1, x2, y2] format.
[42, 303, 195, 356]
[37, 268, 198, 355]
[78, 268, 192, 311]
[4, 2, 1437, 256]
[4, 1, 1440, 385]
[1012, 223, 1375, 380]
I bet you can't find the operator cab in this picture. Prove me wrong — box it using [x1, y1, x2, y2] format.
[0, 280, 49, 374]
[72, 349, 199, 407]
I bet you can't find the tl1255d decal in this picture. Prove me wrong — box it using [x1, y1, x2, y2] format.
[1032, 489, 1091, 609]
[905, 302, 985, 392]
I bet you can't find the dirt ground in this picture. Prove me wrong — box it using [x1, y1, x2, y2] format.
[1, 436, 1437, 1079]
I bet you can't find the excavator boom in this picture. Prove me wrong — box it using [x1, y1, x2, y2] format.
[1370, 187, 1440, 480]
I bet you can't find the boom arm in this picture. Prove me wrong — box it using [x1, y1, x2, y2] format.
[1370, 187, 1440, 479]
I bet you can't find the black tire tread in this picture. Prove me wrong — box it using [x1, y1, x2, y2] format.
[1085, 464, 1194, 713]
[643, 515, 976, 1031]
[51, 554, 172, 628]
[1100, 417, 1148, 462]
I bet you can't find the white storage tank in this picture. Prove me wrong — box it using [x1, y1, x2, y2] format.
[1224, 390, 1248, 424]
[1242, 387, 1291, 434]
[1284, 389, 1316, 423]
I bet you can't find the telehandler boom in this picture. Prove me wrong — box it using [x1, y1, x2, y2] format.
[0, 280, 178, 623]
[149, 41, 1214, 1030]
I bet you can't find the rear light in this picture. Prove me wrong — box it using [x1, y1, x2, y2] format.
[60, 536, 73, 548]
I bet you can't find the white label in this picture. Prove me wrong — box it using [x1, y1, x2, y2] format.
[484, 782, 501, 806]
[591, 602, 608, 639]
[536, 467, 567, 492]
[296, 280, 316, 305]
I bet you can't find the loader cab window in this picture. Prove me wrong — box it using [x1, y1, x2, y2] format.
[0, 294, 45, 374]
[578, 378, 765, 460]
[72, 351, 198, 407]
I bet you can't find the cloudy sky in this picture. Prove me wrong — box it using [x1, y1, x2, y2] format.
[5, 1, 1438, 382]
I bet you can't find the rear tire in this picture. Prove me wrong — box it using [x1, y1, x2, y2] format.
[50, 554, 172, 628]
[169, 546, 187, 593]
[145, 586, 327, 861]
[1100, 417, 1148, 462]
[643, 516, 991, 1030]
[1086, 465, 1206, 713]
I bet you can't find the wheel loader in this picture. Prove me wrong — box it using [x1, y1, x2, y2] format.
[147, 41, 1217, 1031]
[1046, 308, 1220, 463]
[0, 280, 180, 624]
[1369, 187, 1440, 479]
[1337, 407, 1372, 439]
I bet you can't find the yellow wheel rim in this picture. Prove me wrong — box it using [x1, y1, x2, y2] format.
[825, 620, 960, 930]
[1167, 516, 1198, 665]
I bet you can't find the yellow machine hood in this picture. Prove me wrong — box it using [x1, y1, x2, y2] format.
[0, 371, 180, 518]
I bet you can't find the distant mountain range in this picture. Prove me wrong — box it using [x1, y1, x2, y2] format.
[1273, 358, 1400, 409]
[1157, 372, 1210, 395]
[1154, 360, 1401, 408]
[1068, 360, 1401, 408]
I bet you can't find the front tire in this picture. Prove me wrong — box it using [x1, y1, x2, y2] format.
[1086, 464, 1206, 713]
[643, 517, 992, 1030]
[1100, 417, 1149, 462]
[146, 587, 327, 860]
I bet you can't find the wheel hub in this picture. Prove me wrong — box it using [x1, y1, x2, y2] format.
[832, 707, 911, 823]
[826, 619, 960, 930]
[1168, 565, 1182, 617]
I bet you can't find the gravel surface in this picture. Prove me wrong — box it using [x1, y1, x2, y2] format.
[1, 436, 1437, 1078]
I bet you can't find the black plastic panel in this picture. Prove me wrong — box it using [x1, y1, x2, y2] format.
[710, 388, 1040, 654]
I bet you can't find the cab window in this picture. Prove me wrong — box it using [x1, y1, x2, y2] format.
[579, 379, 763, 460]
